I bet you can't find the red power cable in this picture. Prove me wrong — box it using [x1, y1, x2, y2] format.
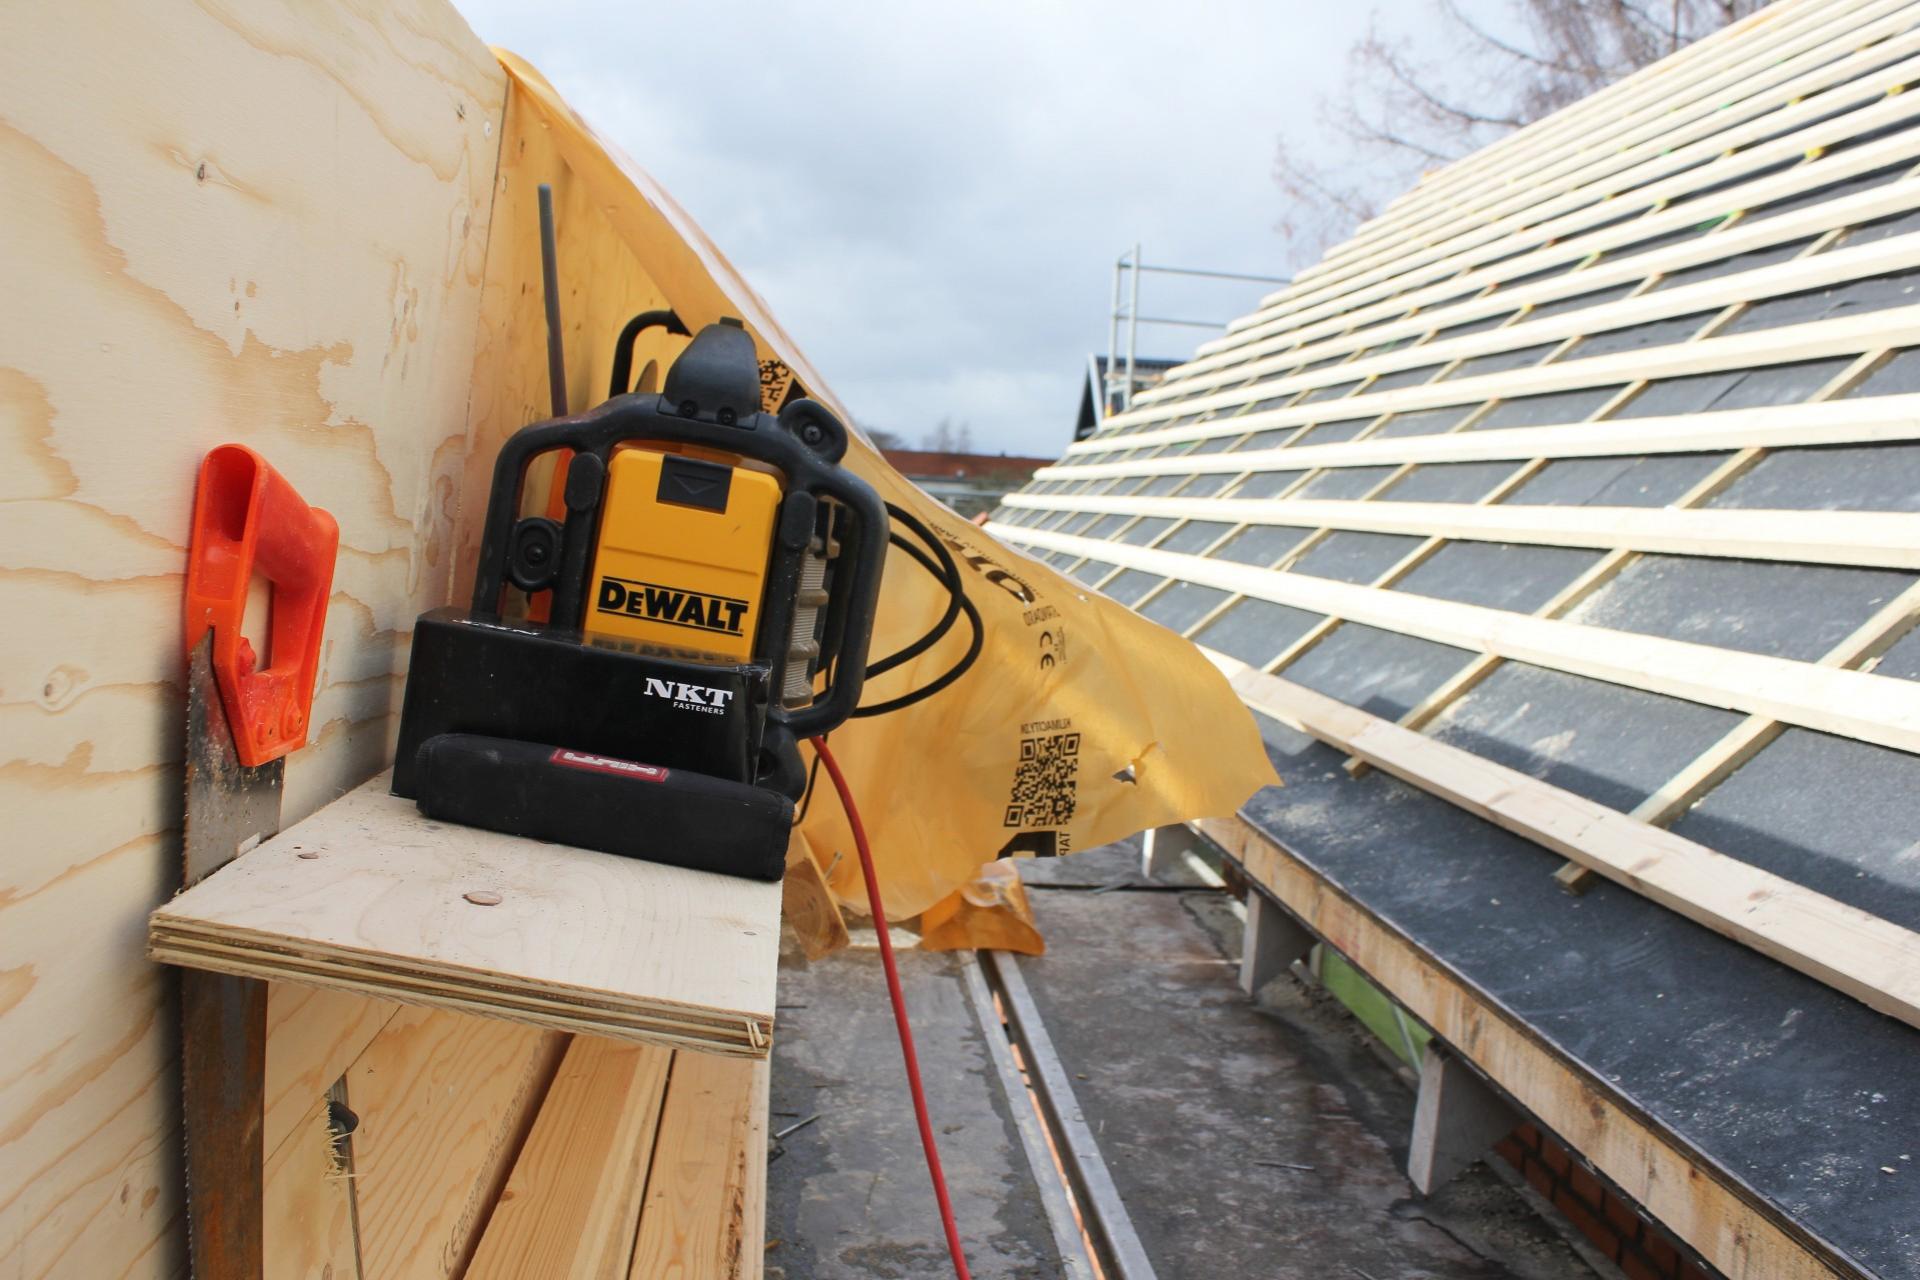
[808, 736, 972, 1280]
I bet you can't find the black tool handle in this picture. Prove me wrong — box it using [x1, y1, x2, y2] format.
[414, 733, 791, 880]
[468, 393, 885, 741]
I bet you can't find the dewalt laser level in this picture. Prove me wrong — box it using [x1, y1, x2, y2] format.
[391, 316, 888, 880]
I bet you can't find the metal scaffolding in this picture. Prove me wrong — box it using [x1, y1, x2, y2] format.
[1104, 244, 1288, 419]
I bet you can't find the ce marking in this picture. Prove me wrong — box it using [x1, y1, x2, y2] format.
[1039, 626, 1064, 670]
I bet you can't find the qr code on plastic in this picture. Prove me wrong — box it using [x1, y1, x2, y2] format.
[1005, 733, 1080, 828]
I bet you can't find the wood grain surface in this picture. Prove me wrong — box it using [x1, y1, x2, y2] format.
[0, 0, 509, 1272]
[150, 775, 782, 1055]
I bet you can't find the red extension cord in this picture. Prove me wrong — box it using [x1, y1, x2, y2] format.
[808, 736, 973, 1280]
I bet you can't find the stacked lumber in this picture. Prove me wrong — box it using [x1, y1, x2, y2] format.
[258, 992, 767, 1279]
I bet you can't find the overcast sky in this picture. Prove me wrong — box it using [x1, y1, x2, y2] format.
[453, 2, 1397, 456]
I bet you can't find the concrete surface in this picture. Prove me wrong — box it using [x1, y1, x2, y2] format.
[763, 945, 1062, 1280]
[766, 838, 1599, 1279]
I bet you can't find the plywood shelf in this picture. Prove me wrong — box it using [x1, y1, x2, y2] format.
[149, 774, 782, 1059]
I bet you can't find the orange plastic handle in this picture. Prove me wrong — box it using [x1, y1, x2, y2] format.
[183, 445, 339, 767]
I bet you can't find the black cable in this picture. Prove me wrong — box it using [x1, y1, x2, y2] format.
[850, 590, 981, 718]
[793, 734, 827, 826]
[848, 503, 984, 718]
[865, 504, 963, 678]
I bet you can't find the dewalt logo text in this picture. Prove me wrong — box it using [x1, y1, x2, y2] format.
[596, 576, 750, 636]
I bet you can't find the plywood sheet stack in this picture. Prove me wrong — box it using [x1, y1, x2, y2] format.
[150, 778, 781, 1056]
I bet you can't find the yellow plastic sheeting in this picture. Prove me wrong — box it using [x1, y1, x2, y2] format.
[918, 862, 1045, 957]
[496, 54, 1278, 923]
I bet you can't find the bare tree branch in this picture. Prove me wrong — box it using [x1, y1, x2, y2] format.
[1371, 37, 1528, 130]
[1273, 0, 1761, 262]
[1438, 0, 1582, 75]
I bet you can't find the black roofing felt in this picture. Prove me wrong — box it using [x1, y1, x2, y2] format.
[1236, 732, 1920, 1280]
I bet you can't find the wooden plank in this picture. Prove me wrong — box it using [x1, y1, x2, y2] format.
[782, 830, 849, 961]
[628, 1053, 769, 1280]
[1002, 492, 1920, 570]
[1193, 813, 1848, 1280]
[149, 776, 782, 1057]
[993, 524, 1920, 758]
[1041, 392, 1920, 483]
[467, 1036, 673, 1280]
[346, 1008, 565, 1280]
[264, 984, 401, 1162]
[1204, 651, 1920, 1033]
[0, 2, 508, 1273]
[262, 1094, 361, 1280]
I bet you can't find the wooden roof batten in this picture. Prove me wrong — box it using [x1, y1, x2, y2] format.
[996, 0, 1920, 1070]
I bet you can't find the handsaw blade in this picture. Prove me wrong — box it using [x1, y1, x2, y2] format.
[180, 632, 275, 1278]
[183, 634, 284, 887]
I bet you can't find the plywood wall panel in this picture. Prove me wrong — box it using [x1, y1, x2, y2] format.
[451, 81, 677, 603]
[0, 0, 508, 1272]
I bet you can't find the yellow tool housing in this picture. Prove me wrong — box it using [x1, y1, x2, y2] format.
[584, 446, 781, 660]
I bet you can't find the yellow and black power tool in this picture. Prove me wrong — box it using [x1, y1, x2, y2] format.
[391, 315, 889, 880]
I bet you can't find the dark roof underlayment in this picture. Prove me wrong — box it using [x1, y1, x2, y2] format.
[992, 2, 1920, 1276]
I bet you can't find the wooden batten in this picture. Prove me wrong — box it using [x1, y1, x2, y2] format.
[998, 524, 1920, 758]
[466, 1037, 673, 1280]
[1202, 650, 1920, 1034]
[1003, 491, 1920, 570]
[1038, 395, 1920, 482]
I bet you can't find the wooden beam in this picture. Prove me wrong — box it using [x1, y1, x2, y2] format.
[263, 985, 400, 1163]
[1203, 651, 1920, 1033]
[346, 1009, 567, 1280]
[149, 776, 783, 1058]
[261, 1094, 361, 1280]
[467, 1036, 674, 1280]
[628, 1053, 769, 1280]
[993, 525, 1920, 759]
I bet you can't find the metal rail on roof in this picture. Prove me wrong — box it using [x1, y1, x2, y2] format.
[1105, 244, 1290, 419]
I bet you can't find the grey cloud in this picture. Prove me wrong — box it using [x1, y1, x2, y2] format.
[456, 0, 1387, 454]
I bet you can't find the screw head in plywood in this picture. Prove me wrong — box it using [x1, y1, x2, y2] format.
[464, 890, 503, 906]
